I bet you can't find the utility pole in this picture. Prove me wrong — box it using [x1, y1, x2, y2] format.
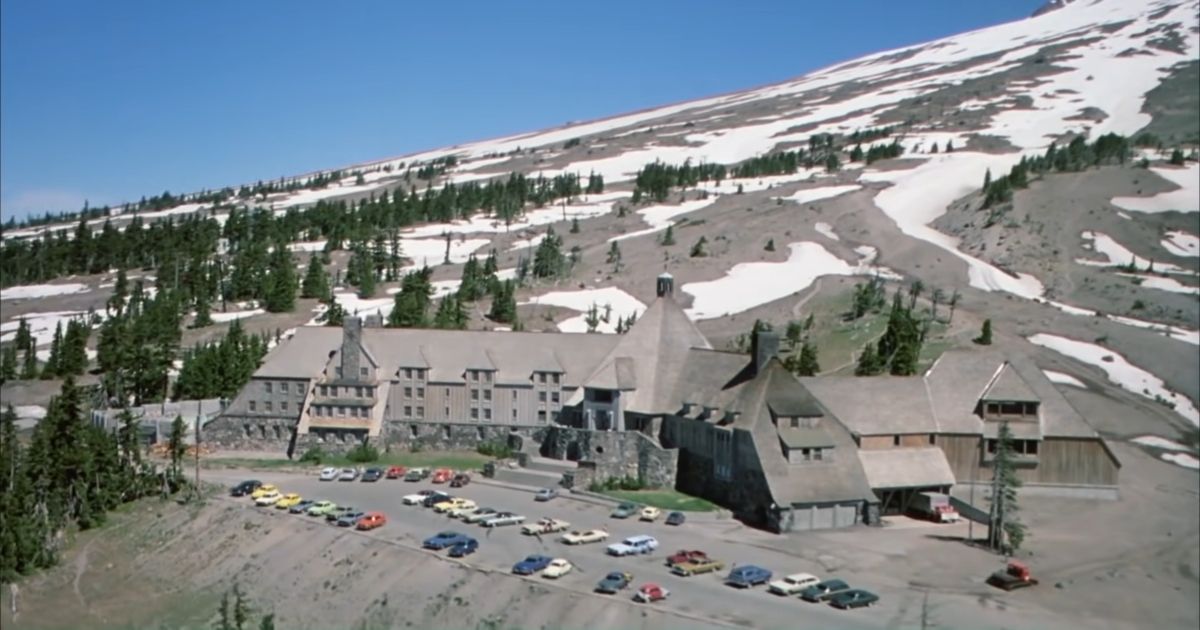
[193, 400, 202, 502]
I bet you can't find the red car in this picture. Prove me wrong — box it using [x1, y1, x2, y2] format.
[357, 512, 387, 530]
[666, 550, 708, 567]
[633, 583, 670, 603]
[385, 466, 407, 480]
[431, 468, 453, 484]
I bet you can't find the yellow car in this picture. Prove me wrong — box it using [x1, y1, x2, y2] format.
[639, 506, 662, 522]
[434, 498, 476, 514]
[274, 493, 303, 509]
[250, 483, 278, 499]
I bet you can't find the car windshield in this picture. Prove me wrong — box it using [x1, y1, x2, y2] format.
[524, 556, 541, 562]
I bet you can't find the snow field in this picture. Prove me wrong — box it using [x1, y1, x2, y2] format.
[400, 192, 626, 239]
[0, 283, 91, 301]
[1115, 273, 1199, 295]
[683, 241, 899, 320]
[520, 287, 646, 334]
[0, 311, 93, 347]
[1130, 436, 1191, 452]
[1161, 231, 1200, 258]
[1161, 452, 1200, 470]
[399, 237, 492, 268]
[1112, 164, 1200, 213]
[780, 185, 862, 206]
[1028, 333, 1199, 426]
[608, 198, 716, 243]
[1076, 231, 1188, 274]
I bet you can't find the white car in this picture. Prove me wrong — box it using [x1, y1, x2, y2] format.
[768, 572, 820, 596]
[402, 492, 431, 505]
[561, 529, 609, 545]
[318, 467, 339, 481]
[481, 512, 526, 528]
[254, 490, 282, 506]
[607, 535, 658, 556]
[521, 518, 570, 535]
[338, 468, 359, 481]
[639, 506, 662, 522]
[462, 507, 499, 523]
[542, 558, 573, 579]
[448, 504, 481, 519]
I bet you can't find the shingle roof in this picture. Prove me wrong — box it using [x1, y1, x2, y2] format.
[801, 376, 938, 435]
[980, 363, 1040, 403]
[778, 425, 836, 449]
[858, 447, 956, 490]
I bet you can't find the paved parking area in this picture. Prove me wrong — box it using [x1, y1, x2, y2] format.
[210, 468, 888, 629]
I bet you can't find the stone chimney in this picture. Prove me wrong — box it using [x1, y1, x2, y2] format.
[340, 316, 363, 381]
[751, 328, 781, 376]
[656, 272, 674, 299]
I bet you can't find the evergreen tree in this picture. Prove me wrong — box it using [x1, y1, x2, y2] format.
[108, 269, 129, 314]
[488, 280, 518, 324]
[432, 294, 467, 330]
[784, 320, 804, 348]
[983, 168, 992, 189]
[569, 217, 580, 234]
[584, 303, 601, 333]
[946, 140, 955, 152]
[765, 238, 775, 252]
[20, 341, 39, 380]
[388, 267, 433, 328]
[41, 322, 64, 379]
[167, 415, 187, 485]
[60, 319, 89, 376]
[0, 344, 17, 383]
[849, 144, 864, 162]
[458, 255, 484, 302]
[877, 293, 923, 376]
[975, 319, 993, 345]
[690, 236, 708, 258]
[989, 421, 1027, 554]
[264, 246, 296, 313]
[607, 241, 622, 266]
[794, 340, 820, 376]
[14, 318, 32, 354]
[1170, 148, 1185, 165]
[321, 297, 345, 328]
[301, 256, 330, 301]
[855, 342, 883, 376]
[661, 224, 676, 246]
[532, 227, 565, 278]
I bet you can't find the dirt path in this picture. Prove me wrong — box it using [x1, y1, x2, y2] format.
[791, 278, 823, 318]
[72, 536, 96, 616]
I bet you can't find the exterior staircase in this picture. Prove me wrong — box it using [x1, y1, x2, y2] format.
[491, 456, 577, 489]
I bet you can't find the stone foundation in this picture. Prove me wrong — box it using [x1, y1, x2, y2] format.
[381, 421, 547, 452]
[203, 414, 297, 453]
[542, 427, 678, 489]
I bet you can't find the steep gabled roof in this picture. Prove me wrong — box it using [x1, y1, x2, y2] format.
[980, 362, 1040, 403]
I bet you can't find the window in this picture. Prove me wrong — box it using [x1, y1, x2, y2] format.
[360, 367, 368, 377]
[1027, 440, 1039, 455]
[539, 372, 547, 384]
[929, 434, 937, 445]
[338, 406, 346, 417]
[483, 389, 492, 402]
[404, 387, 413, 398]
[444, 406, 450, 417]
[986, 439, 998, 454]
[320, 385, 328, 396]
[364, 387, 373, 398]
[335, 367, 342, 378]
[444, 388, 450, 397]
[280, 382, 289, 393]
[484, 371, 492, 383]
[281, 401, 289, 412]
[471, 390, 479, 401]
[893, 435, 901, 447]
[416, 406, 424, 419]
[512, 408, 518, 420]
[801, 448, 811, 461]
[265, 401, 273, 412]
[789, 417, 799, 429]
[471, 371, 478, 382]
[416, 369, 424, 381]
[538, 391, 547, 403]
[329, 386, 338, 397]
[405, 368, 412, 379]
[355, 386, 363, 397]
[551, 392, 559, 404]
[404, 405, 412, 418]
[552, 373, 560, 385]
[416, 387, 424, 400]
[264, 382, 273, 394]
[470, 408, 479, 420]
[812, 448, 824, 461]
[249, 401, 257, 412]
[484, 408, 492, 421]
[537, 410, 547, 422]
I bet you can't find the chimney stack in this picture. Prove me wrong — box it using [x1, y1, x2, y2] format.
[341, 316, 363, 380]
[656, 272, 674, 299]
[751, 327, 781, 376]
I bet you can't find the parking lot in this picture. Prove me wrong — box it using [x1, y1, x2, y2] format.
[210, 467, 892, 629]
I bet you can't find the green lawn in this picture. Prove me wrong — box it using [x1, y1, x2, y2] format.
[203, 450, 491, 472]
[595, 489, 719, 512]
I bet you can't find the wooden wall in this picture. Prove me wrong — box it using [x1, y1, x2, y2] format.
[1037, 437, 1119, 485]
[859, 436, 893, 450]
[938, 434, 982, 481]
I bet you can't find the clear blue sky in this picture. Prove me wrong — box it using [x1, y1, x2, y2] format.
[0, 0, 1042, 219]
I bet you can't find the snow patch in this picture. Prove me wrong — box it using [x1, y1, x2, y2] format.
[1028, 333, 1199, 426]
[1131, 436, 1191, 452]
[0, 311, 93, 347]
[0, 283, 90, 301]
[1112, 164, 1200, 213]
[13, 405, 47, 420]
[1076, 231, 1187, 274]
[1115, 273, 1199, 295]
[782, 185, 862, 206]
[1042, 370, 1086, 388]
[521, 287, 646, 334]
[1161, 231, 1200, 257]
[608, 198, 716, 243]
[1162, 452, 1200, 470]
[209, 309, 265, 323]
[288, 241, 328, 253]
[814, 222, 840, 241]
[399, 237, 491, 268]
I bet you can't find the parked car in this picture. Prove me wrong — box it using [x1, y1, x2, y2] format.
[639, 506, 662, 522]
[542, 558, 573, 579]
[561, 529, 610, 545]
[250, 484, 278, 499]
[512, 554, 553, 575]
[230, 480, 262, 497]
[402, 490, 436, 505]
[289, 499, 316, 514]
[828, 589, 879, 609]
[607, 535, 658, 557]
[595, 571, 634, 594]
[610, 502, 639, 519]
[385, 465, 407, 479]
[726, 565, 773, 588]
[356, 512, 387, 530]
[361, 468, 384, 482]
[671, 557, 725, 577]
[462, 507, 499, 524]
[768, 573, 821, 596]
[666, 550, 708, 567]
[318, 467, 339, 481]
[434, 498, 476, 514]
[404, 468, 429, 482]
[422, 492, 453, 508]
[431, 468, 453, 484]
[254, 490, 282, 506]
[482, 512, 526, 528]
[447, 503, 481, 519]
[326, 506, 357, 522]
[800, 579, 851, 603]
[274, 493, 303, 509]
[306, 500, 337, 516]
[665, 511, 686, 526]
[534, 487, 558, 502]
[450, 473, 471, 488]
[633, 583, 670, 603]
[448, 537, 479, 558]
[336, 510, 366, 527]
[521, 518, 570, 535]
[338, 468, 359, 482]
[423, 531, 472, 550]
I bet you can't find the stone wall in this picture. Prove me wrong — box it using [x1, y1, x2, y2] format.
[542, 427, 678, 489]
[673, 429, 776, 529]
[203, 414, 297, 454]
[380, 421, 547, 453]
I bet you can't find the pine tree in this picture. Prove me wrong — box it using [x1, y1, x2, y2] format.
[765, 238, 775, 252]
[487, 280, 518, 324]
[0, 344, 17, 383]
[41, 322, 64, 379]
[264, 246, 296, 312]
[661, 224, 676, 246]
[167, 415, 187, 485]
[458, 255, 484, 302]
[432, 294, 467, 330]
[855, 342, 883, 376]
[975, 319, 993, 345]
[301, 256, 330, 300]
[584, 303, 601, 333]
[1170, 148, 1185, 165]
[983, 168, 992, 190]
[14, 318, 32, 353]
[690, 236, 708, 258]
[785, 320, 804, 348]
[532, 227, 565, 278]
[990, 421, 1027, 554]
[20, 339, 39, 380]
[192, 295, 213, 328]
[607, 241, 622, 265]
[108, 269, 129, 314]
[946, 140, 955, 152]
[60, 319, 89, 376]
[388, 267, 433, 328]
[795, 340, 821, 376]
[570, 217, 580, 234]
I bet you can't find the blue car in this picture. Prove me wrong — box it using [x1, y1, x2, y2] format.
[726, 565, 773, 588]
[423, 531, 471, 550]
[512, 554, 553, 575]
[448, 538, 479, 558]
